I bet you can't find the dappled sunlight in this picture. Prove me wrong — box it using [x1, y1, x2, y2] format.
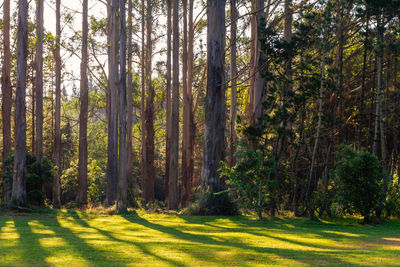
[0, 213, 399, 266]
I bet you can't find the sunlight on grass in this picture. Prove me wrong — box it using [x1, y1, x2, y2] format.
[0, 211, 399, 266]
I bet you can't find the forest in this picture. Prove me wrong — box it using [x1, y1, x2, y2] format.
[1, 0, 400, 223]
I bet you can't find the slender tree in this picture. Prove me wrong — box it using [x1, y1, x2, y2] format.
[2, 0, 12, 203]
[201, 0, 226, 193]
[106, 0, 119, 205]
[126, 0, 134, 198]
[77, 0, 89, 204]
[168, 0, 179, 209]
[144, 0, 155, 203]
[140, 0, 147, 203]
[12, 0, 29, 206]
[229, 0, 238, 167]
[35, 0, 44, 162]
[118, 0, 127, 211]
[165, 0, 172, 203]
[53, 0, 62, 208]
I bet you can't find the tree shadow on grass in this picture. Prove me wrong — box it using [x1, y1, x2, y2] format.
[36, 214, 125, 266]
[66, 210, 186, 266]
[12, 217, 51, 266]
[121, 214, 355, 266]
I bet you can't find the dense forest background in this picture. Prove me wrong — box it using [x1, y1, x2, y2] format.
[1, 0, 400, 221]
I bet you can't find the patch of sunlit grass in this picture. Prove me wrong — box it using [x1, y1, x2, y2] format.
[0, 210, 399, 266]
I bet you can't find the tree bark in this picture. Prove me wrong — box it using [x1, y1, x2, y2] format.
[77, 0, 89, 204]
[229, 0, 238, 168]
[201, 0, 226, 193]
[2, 0, 12, 203]
[118, 0, 127, 211]
[126, 0, 134, 202]
[144, 0, 155, 203]
[140, 0, 147, 203]
[251, 0, 266, 124]
[53, 0, 62, 208]
[181, 0, 194, 206]
[168, 0, 180, 209]
[12, 0, 29, 206]
[106, 0, 119, 205]
[35, 0, 44, 162]
[165, 0, 172, 204]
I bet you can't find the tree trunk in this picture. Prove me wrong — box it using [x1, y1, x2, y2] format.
[35, 0, 44, 162]
[12, 0, 29, 206]
[251, 0, 266, 124]
[106, 0, 119, 205]
[144, 0, 155, 203]
[229, 0, 238, 167]
[53, 0, 62, 209]
[181, 0, 194, 206]
[2, 0, 12, 203]
[140, 0, 147, 203]
[168, 0, 180, 209]
[201, 0, 226, 193]
[165, 0, 172, 204]
[77, 0, 89, 205]
[117, 0, 127, 211]
[126, 0, 134, 203]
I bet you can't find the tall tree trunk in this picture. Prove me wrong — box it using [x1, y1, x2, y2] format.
[181, 0, 194, 206]
[35, 0, 44, 162]
[126, 0, 134, 202]
[201, 0, 226, 193]
[12, 0, 29, 206]
[2, 0, 12, 203]
[251, 0, 266, 124]
[118, 0, 127, 211]
[229, 0, 238, 167]
[336, 1, 344, 145]
[77, 0, 89, 205]
[53, 0, 62, 208]
[144, 0, 155, 203]
[165, 0, 172, 204]
[168, 0, 180, 209]
[140, 0, 147, 203]
[106, 0, 119, 205]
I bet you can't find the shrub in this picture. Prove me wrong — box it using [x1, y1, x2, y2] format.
[332, 146, 384, 223]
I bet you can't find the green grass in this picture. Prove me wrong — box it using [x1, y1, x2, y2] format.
[0, 210, 399, 266]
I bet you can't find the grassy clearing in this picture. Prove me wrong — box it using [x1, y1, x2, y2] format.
[0, 210, 399, 266]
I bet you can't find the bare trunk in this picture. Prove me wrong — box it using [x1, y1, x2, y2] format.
[53, 0, 62, 208]
[140, 0, 147, 203]
[168, 0, 179, 209]
[144, 0, 155, 203]
[251, 0, 266, 124]
[35, 0, 44, 162]
[77, 0, 88, 204]
[201, 0, 226, 193]
[126, 0, 134, 202]
[165, 0, 172, 203]
[2, 0, 12, 203]
[117, 0, 127, 211]
[229, 0, 238, 167]
[106, 0, 119, 205]
[12, 0, 29, 206]
[181, 0, 194, 206]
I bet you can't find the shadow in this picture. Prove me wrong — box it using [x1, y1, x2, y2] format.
[36, 213, 125, 266]
[12, 217, 51, 266]
[66, 210, 186, 266]
[122, 214, 354, 266]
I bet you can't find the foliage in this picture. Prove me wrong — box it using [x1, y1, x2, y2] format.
[2, 153, 53, 206]
[385, 179, 400, 218]
[332, 146, 384, 222]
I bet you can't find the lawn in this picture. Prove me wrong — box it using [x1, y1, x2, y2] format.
[0, 210, 399, 266]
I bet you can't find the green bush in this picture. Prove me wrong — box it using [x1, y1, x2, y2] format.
[332, 146, 384, 223]
[385, 180, 400, 218]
